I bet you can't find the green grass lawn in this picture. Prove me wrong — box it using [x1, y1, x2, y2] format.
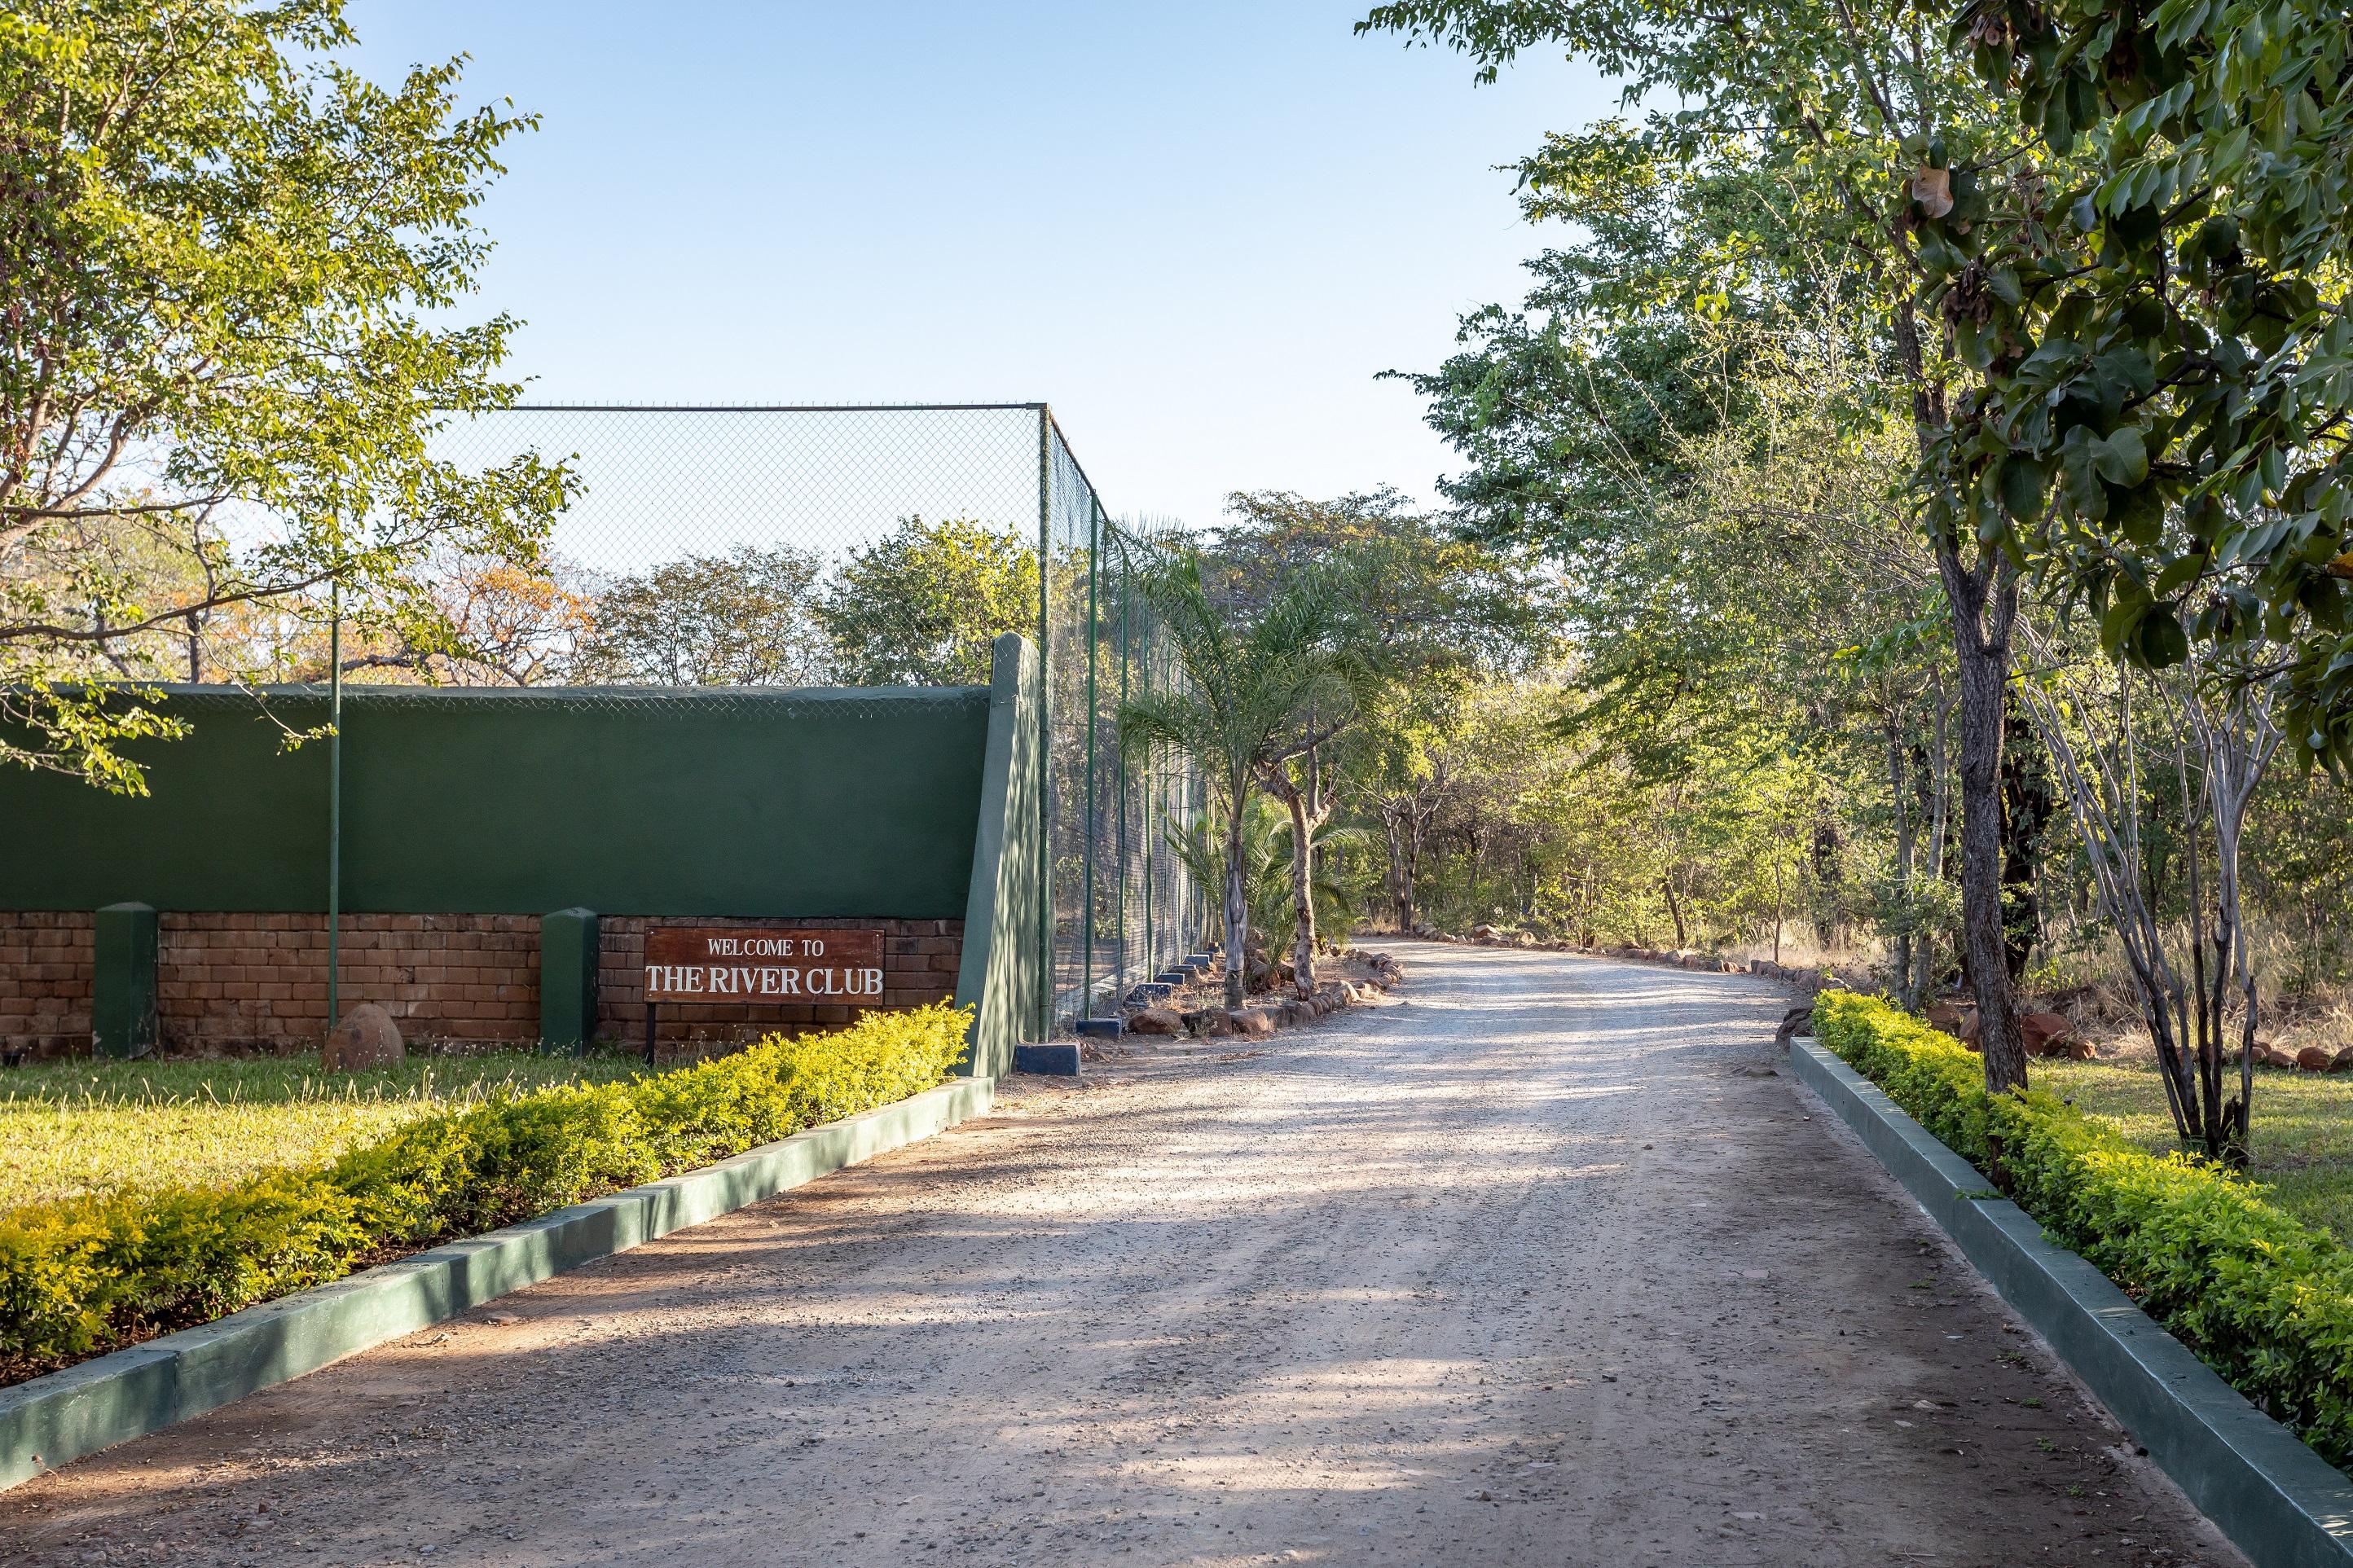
[0, 1051, 649, 1212]
[2036, 1056, 2353, 1243]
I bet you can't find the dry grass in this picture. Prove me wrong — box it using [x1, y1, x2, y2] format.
[2034, 1054, 2353, 1244]
[1728, 930, 1884, 975]
[0, 1051, 648, 1212]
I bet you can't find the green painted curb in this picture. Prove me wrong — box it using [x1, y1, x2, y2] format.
[1791, 1038, 2353, 1568]
[0, 1074, 995, 1492]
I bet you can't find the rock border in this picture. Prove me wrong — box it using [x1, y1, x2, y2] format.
[1120, 949, 1404, 1041]
[1789, 1036, 2353, 1568]
[0, 1074, 996, 1494]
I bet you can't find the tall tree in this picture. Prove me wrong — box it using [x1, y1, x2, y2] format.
[573, 545, 828, 687]
[818, 516, 1039, 687]
[1361, 0, 2044, 1087]
[1115, 551, 1365, 1009]
[1912, 0, 2353, 1150]
[1205, 490, 1550, 986]
[0, 0, 567, 789]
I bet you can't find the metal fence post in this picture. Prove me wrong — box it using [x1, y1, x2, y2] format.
[326, 576, 342, 1039]
[1080, 498, 1100, 1017]
[1114, 520, 1130, 1007]
[1036, 406, 1054, 1043]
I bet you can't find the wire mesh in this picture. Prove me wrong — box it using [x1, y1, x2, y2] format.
[1040, 452, 1209, 1026]
[372, 403, 1207, 1034]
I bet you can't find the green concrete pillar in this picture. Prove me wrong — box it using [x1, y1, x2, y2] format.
[92, 903, 159, 1060]
[540, 908, 600, 1055]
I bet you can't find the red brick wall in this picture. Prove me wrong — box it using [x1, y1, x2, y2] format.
[0, 913, 962, 1056]
[156, 913, 543, 1050]
[597, 917, 963, 1047]
[0, 912, 95, 1054]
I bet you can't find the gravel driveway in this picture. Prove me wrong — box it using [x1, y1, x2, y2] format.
[0, 943, 2245, 1566]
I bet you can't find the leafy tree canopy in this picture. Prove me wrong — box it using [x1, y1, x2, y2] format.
[0, 0, 568, 789]
[817, 516, 1038, 687]
[574, 545, 827, 687]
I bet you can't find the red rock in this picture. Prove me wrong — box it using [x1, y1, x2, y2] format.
[1229, 1008, 1274, 1036]
[1126, 1008, 1182, 1036]
[2020, 1011, 2078, 1057]
[323, 1003, 403, 1071]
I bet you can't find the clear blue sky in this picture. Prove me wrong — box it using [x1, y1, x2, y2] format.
[346, 2, 1615, 532]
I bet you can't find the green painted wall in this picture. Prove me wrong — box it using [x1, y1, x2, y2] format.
[950, 635, 1045, 1078]
[0, 686, 990, 918]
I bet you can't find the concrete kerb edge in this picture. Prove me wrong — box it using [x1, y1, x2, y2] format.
[1788, 1037, 2353, 1568]
[0, 1074, 996, 1493]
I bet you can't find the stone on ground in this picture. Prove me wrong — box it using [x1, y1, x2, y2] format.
[2018, 1011, 2078, 1057]
[323, 1003, 403, 1071]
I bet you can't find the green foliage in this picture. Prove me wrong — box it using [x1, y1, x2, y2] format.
[2039, 1054, 2353, 1245]
[0, 1005, 970, 1381]
[1167, 797, 1367, 958]
[818, 516, 1040, 686]
[1815, 990, 2353, 1465]
[0, 1050, 649, 1210]
[1935, 0, 2353, 762]
[574, 545, 827, 686]
[1209, 489, 1556, 676]
[0, 0, 570, 786]
[1117, 547, 1372, 1002]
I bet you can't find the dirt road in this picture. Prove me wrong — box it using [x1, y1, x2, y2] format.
[0, 944, 2244, 1567]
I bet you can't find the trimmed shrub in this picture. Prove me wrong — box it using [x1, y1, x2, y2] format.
[1813, 990, 2353, 1469]
[0, 1005, 970, 1383]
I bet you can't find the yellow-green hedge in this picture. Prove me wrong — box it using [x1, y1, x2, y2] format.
[1814, 990, 2353, 1468]
[0, 1005, 970, 1382]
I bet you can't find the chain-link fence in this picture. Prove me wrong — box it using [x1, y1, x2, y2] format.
[387, 402, 1210, 1037]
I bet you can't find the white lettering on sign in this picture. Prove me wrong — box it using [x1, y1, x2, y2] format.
[636, 965, 886, 997]
[640, 927, 889, 1006]
[697, 935, 830, 958]
[641, 964, 886, 1003]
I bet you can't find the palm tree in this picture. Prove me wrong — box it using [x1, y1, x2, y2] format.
[1168, 797, 1370, 971]
[1116, 550, 1361, 1009]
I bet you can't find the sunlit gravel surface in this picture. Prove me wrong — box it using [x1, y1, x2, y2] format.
[0, 944, 2245, 1567]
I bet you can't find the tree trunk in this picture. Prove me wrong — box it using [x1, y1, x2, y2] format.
[1283, 787, 1318, 997]
[1264, 756, 1332, 996]
[1383, 806, 1413, 932]
[1942, 555, 2026, 1093]
[1999, 697, 2053, 981]
[1912, 732, 1942, 1004]
[1887, 716, 1916, 1003]
[1810, 815, 1842, 946]
[1223, 805, 1249, 1010]
[1663, 874, 1687, 949]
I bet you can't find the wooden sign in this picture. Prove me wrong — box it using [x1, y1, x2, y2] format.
[642, 927, 886, 1004]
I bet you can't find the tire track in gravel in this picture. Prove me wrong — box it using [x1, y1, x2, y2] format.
[0, 943, 2247, 1567]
